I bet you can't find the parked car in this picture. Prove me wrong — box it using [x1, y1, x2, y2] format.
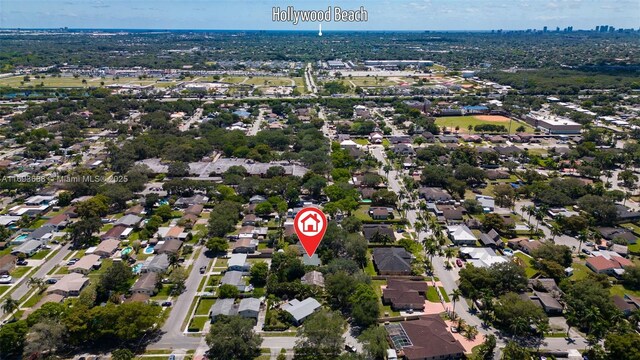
[199, 266, 207, 274]
[456, 259, 463, 267]
[585, 241, 594, 247]
[46, 278, 58, 284]
[16, 259, 28, 266]
[0, 275, 12, 284]
[345, 345, 356, 353]
[161, 301, 172, 307]
[582, 249, 591, 255]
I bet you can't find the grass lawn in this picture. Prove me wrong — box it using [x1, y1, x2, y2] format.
[426, 287, 441, 302]
[10, 266, 32, 279]
[0, 286, 9, 296]
[621, 222, 640, 235]
[353, 138, 369, 145]
[0, 75, 174, 89]
[195, 297, 216, 316]
[189, 316, 209, 332]
[22, 292, 44, 308]
[438, 287, 450, 302]
[435, 116, 534, 134]
[29, 218, 48, 229]
[354, 205, 373, 222]
[570, 262, 591, 281]
[214, 258, 228, 268]
[30, 250, 51, 260]
[514, 252, 537, 278]
[364, 260, 377, 276]
[245, 76, 294, 87]
[610, 284, 640, 298]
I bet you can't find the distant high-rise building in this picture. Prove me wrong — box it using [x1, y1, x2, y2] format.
[556, 27, 560, 32]
[600, 25, 609, 32]
[609, 26, 615, 32]
[595, 26, 600, 32]
[568, 26, 573, 32]
[543, 26, 548, 32]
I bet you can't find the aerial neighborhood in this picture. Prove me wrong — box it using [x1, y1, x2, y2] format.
[0, 12, 639, 360]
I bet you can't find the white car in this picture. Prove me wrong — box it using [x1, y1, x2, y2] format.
[0, 275, 12, 284]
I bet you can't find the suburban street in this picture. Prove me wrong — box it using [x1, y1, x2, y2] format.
[0, 243, 71, 319]
[149, 246, 211, 350]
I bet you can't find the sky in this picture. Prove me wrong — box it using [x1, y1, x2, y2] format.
[0, 0, 638, 31]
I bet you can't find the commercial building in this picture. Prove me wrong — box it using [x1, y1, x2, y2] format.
[523, 111, 582, 134]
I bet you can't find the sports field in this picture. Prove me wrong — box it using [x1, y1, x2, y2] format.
[435, 115, 534, 134]
[0, 75, 178, 88]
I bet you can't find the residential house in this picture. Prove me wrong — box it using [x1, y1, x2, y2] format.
[238, 298, 261, 320]
[382, 279, 428, 311]
[417, 187, 452, 203]
[459, 247, 508, 268]
[184, 204, 204, 216]
[209, 298, 237, 322]
[372, 248, 413, 275]
[131, 272, 158, 296]
[479, 229, 502, 248]
[115, 214, 142, 228]
[385, 315, 465, 360]
[175, 194, 209, 208]
[27, 225, 56, 242]
[369, 207, 392, 220]
[283, 297, 322, 325]
[233, 238, 259, 254]
[101, 225, 131, 241]
[529, 292, 563, 315]
[156, 226, 186, 241]
[362, 224, 395, 242]
[475, 195, 495, 212]
[612, 295, 639, 316]
[0, 255, 17, 275]
[242, 214, 262, 226]
[125, 204, 144, 216]
[94, 239, 120, 258]
[228, 253, 250, 272]
[69, 254, 102, 274]
[446, 225, 477, 246]
[586, 252, 635, 276]
[45, 213, 69, 229]
[156, 239, 183, 255]
[392, 144, 415, 156]
[508, 238, 543, 255]
[437, 205, 465, 224]
[142, 253, 170, 273]
[11, 240, 42, 257]
[301, 271, 325, 287]
[221, 270, 250, 292]
[47, 273, 89, 297]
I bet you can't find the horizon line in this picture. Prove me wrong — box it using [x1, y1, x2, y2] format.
[0, 27, 633, 32]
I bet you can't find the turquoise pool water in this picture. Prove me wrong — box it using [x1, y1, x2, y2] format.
[13, 234, 28, 243]
[121, 246, 133, 256]
[132, 263, 143, 274]
[143, 245, 155, 255]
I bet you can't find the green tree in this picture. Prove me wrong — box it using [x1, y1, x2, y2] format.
[502, 341, 531, 360]
[358, 326, 388, 360]
[111, 349, 135, 360]
[219, 284, 240, 299]
[250, 261, 269, 287]
[22, 319, 67, 358]
[206, 237, 228, 254]
[477, 334, 496, 360]
[494, 292, 548, 337]
[97, 260, 133, 300]
[349, 283, 380, 328]
[168, 267, 188, 295]
[2, 298, 19, 320]
[294, 309, 346, 360]
[205, 315, 262, 360]
[0, 320, 28, 358]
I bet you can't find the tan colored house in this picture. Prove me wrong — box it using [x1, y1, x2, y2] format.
[69, 254, 101, 274]
[94, 239, 120, 258]
[47, 273, 89, 297]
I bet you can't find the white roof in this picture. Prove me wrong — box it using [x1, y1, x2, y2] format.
[228, 253, 248, 268]
[283, 297, 321, 322]
[447, 225, 477, 241]
[460, 247, 508, 268]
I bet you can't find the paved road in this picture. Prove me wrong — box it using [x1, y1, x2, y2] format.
[248, 109, 266, 136]
[179, 108, 203, 132]
[304, 63, 317, 94]
[0, 243, 72, 319]
[148, 246, 211, 350]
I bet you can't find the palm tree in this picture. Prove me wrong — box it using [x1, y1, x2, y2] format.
[464, 325, 479, 340]
[444, 247, 456, 263]
[577, 229, 590, 254]
[467, 124, 473, 134]
[550, 223, 563, 243]
[2, 298, 19, 320]
[168, 253, 180, 269]
[28, 277, 45, 294]
[450, 289, 462, 320]
[523, 205, 536, 224]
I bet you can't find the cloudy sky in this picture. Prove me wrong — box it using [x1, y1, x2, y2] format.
[0, 0, 637, 31]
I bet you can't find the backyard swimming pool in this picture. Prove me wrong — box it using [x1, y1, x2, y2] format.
[121, 246, 133, 257]
[13, 234, 28, 243]
[132, 263, 143, 274]
[143, 245, 155, 255]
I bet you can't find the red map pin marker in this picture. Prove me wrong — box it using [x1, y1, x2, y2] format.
[294, 207, 328, 257]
